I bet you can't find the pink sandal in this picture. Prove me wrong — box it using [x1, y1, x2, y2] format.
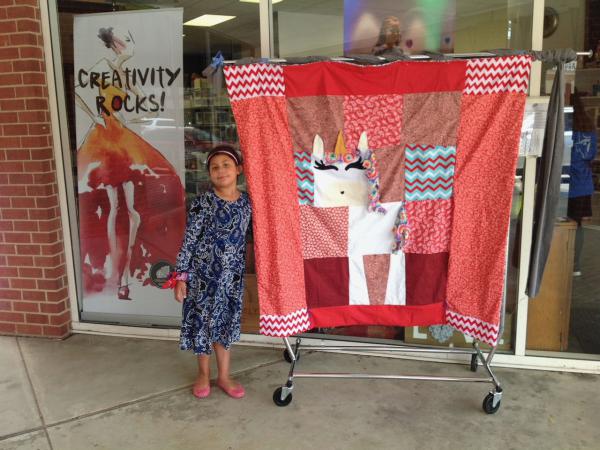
[192, 384, 211, 399]
[216, 381, 245, 399]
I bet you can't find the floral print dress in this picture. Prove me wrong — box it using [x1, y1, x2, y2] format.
[176, 190, 252, 355]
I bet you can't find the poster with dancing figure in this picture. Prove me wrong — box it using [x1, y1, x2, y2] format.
[74, 9, 185, 317]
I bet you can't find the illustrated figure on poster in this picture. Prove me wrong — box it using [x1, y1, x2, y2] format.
[76, 27, 185, 300]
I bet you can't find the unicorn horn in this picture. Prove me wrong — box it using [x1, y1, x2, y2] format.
[334, 130, 347, 156]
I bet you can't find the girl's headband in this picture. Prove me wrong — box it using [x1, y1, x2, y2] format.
[206, 146, 241, 167]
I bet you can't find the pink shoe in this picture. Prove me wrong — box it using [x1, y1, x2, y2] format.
[217, 381, 245, 399]
[192, 384, 211, 399]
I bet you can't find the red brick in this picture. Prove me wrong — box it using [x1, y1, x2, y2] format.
[0, 48, 18, 62]
[13, 221, 37, 232]
[33, 254, 60, 267]
[15, 84, 45, 97]
[40, 242, 63, 256]
[0, 220, 13, 231]
[0, 73, 23, 86]
[44, 265, 66, 279]
[0, 268, 18, 280]
[19, 46, 42, 60]
[2, 210, 28, 221]
[25, 184, 51, 197]
[0, 300, 12, 311]
[31, 231, 58, 245]
[0, 21, 16, 33]
[13, 59, 40, 73]
[43, 323, 70, 337]
[0, 323, 16, 334]
[13, 300, 38, 311]
[0, 243, 16, 254]
[28, 208, 54, 220]
[8, 173, 33, 184]
[22, 289, 44, 301]
[0, 98, 25, 110]
[15, 323, 42, 335]
[0, 279, 9, 289]
[11, 197, 35, 208]
[3, 124, 28, 136]
[18, 267, 42, 278]
[7, 5, 34, 18]
[0, 0, 15, 5]
[0, 137, 21, 150]
[0, 290, 22, 301]
[6, 255, 33, 266]
[15, 0, 38, 5]
[0, 87, 15, 98]
[15, 244, 39, 255]
[21, 72, 44, 84]
[40, 301, 65, 314]
[18, 110, 45, 123]
[37, 278, 62, 290]
[0, 9, 5, 19]
[0, 112, 18, 123]
[9, 32, 36, 46]
[23, 100, 48, 113]
[16, 18, 38, 33]
[0, 185, 27, 196]
[27, 125, 50, 137]
[0, 160, 24, 171]
[48, 310, 70, 326]
[25, 313, 48, 324]
[35, 195, 58, 209]
[0, 312, 23, 322]
[46, 287, 67, 302]
[5, 149, 30, 160]
[4, 232, 31, 243]
[21, 136, 49, 149]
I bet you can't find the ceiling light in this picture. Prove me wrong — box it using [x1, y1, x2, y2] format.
[184, 15, 235, 27]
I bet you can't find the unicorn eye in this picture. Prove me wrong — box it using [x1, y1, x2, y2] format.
[314, 160, 338, 171]
[345, 157, 365, 171]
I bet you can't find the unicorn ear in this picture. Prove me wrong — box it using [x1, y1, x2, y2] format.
[357, 131, 369, 152]
[312, 134, 324, 159]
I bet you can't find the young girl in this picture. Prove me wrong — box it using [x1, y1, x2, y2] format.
[172, 146, 252, 399]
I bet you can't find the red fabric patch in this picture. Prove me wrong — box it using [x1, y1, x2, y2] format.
[343, 95, 403, 149]
[363, 254, 390, 305]
[304, 257, 350, 309]
[286, 96, 344, 154]
[405, 252, 448, 306]
[447, 93, 526, 326]
[231, 97, 307, 316]
[374, 146, 405, 203]
[402, 92, 462, 147]
[299, 205, 348, 258]
[404, 199, 452, 254]
[309, 303, 445, 328]
[284, 61, 466, 97]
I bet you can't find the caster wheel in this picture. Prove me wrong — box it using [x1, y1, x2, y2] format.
[283, 349, 298, 364]
[273, 387, 293, 407]
[482, 392, 501, 414]
[470, 354, 478, 372]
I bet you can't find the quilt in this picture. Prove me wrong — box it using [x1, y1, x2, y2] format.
[224, 56, 531, 345]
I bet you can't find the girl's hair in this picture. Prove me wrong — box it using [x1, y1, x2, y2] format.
[98, 27, 115, 49]
[206, 145, 242, 168]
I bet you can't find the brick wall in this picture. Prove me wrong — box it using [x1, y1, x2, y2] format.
[0, 0, 71, 338]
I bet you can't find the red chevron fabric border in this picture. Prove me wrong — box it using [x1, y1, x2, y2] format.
[259, 308, 311, 336]
[464, 55, 532, 95]
[445, 310, 500, 346]
[224, 64, 285, 101]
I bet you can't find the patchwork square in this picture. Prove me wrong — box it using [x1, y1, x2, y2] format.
[402, 92, 461, 146]
[404, 199, 452, 254]
[299, 205, 348, 259]
[373, 146, 405, 203]
[287, 96, 344, 153]
[405, 144, 456, 201]
[405, 252, 448, 306]
[304, 257, 349, 309]
[294, 152, 314, 205]
[343, 95, 403, 150]
[348, 202, 403, 256]
[363, 253, 406, 306]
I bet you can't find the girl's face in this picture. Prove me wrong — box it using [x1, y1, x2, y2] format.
[208, 154, 241, 189]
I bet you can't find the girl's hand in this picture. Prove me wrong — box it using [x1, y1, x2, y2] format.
[174, 280, 187, 303]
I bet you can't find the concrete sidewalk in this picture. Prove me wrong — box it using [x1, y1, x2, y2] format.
[1, 334, 599, 450]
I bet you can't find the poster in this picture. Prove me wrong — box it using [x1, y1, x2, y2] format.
[74, 9, 185, 318]
[344, 0, 456, 55]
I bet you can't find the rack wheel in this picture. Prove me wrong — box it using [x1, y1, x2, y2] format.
[273, 387, 293, 407]
[470, 354, 478, 372]
[482, 392, 501, 414]
[283, 349, 299, 364]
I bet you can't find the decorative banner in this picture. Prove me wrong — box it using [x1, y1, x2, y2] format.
[74, 9, 185, 318]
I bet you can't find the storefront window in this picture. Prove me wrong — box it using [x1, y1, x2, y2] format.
[54, 0, 260, 329]
[527, 0, 600, 357]
[273, 0, 532, 57]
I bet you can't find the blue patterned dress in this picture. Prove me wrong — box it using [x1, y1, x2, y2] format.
[176, 190, 252, 355]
